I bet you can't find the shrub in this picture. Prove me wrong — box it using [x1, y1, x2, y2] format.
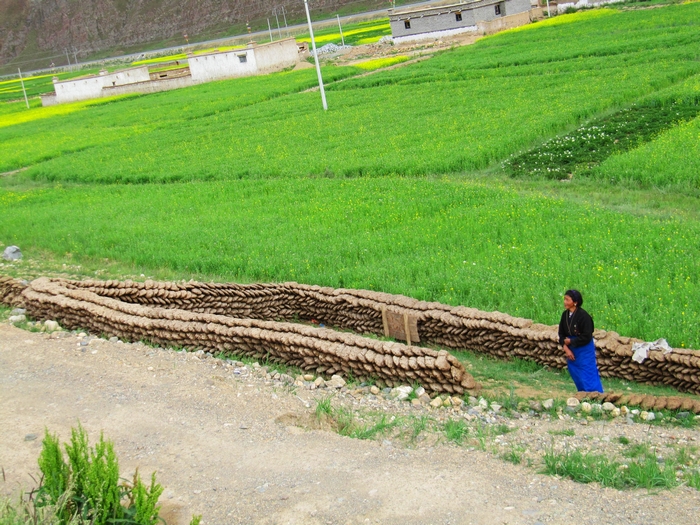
[1, 423, 199, 525]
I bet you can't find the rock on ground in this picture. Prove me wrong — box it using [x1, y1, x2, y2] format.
[2, 245, 22, 261]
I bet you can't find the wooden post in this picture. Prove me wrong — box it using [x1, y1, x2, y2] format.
[381, 306, 390, 338]
[403, 313, 411, 347]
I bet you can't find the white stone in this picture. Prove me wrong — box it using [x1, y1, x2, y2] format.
[620, 406, 629, 416]
[325, 375, 346, 389]
[640, 411, 649, 420]
[580, 402, 592, 413]
[490, 403, 502, 413]
[43, 320, 60, 332]
[370, 385, 380, 395]
[392, 385, 413, 401]
[451, 397, 464, 407]
[2, 246, 22, 261]
[430, 397, 444, 408]
[478, 397, 489, 409]
[602, 402, 615, 412]
[542, 399, 554, 409]
[566, 398, 580, 408]
[303, 374, 314, 381]
[612, 407, 621, 417]
[414, 386, 426, 397]
[8, 315, 25, 323]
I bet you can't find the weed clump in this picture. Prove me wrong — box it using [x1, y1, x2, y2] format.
[1, 423, 201, 525]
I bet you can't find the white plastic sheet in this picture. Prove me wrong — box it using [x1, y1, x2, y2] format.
[631, 338, 673, 363]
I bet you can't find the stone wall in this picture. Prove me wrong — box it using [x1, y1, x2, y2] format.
[2, 275, 700, 395]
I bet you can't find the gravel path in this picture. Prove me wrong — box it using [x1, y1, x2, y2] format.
[2, 323, 700, 525]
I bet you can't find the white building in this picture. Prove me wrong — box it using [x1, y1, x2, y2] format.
[389, 0, 535, 43]
[41, 38, 302, 106]
[49, 66, 150, 104]
[189, 38, 300, 83]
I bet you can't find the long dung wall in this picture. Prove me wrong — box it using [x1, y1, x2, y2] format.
[1, 276, 477, 395]
[2, 275, 700, 395]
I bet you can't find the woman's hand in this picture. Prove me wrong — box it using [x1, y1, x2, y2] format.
[564, 345, 575, 361]
[564, 337, 571, 345]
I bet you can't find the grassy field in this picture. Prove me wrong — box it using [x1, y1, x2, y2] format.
[1, 7, 698, 183]
[594, 112, 700, 188]
[0, 4, 699, 352]
[296, 18, 391, 46]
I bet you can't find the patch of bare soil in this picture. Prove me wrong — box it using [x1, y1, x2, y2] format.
[2, 323, 700, 524]
[329, 33, 482, 68]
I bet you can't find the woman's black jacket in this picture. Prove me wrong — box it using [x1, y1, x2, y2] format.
[558, 308, 594, 349]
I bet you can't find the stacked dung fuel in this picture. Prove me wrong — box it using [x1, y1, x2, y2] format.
[574, 391, 700, 414]
[0, 276, 26, 307]
[18, 278, 478, 395]
[2, 275, 699, 396]
[53, 278, 700, 395]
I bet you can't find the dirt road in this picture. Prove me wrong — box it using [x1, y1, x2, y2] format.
[2, 323, 699, 524]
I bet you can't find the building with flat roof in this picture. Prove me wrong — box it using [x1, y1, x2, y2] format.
[389, 0, 533, 43]
[41, 38, 303, 106]
[46, 66, 150, 105]
[189, 38, 299, 83]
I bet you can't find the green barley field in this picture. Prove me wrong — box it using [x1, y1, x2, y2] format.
[0, 3, 699, 349]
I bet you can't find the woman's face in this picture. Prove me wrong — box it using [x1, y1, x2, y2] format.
[563, 294, 576, 310]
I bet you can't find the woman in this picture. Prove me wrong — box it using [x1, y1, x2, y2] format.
[558, 289, 603, 393]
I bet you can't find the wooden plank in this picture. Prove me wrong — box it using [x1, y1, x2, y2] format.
[381, 306, 390, 338]
[403, 313, 411, 347]
[384, 309, 420, 343]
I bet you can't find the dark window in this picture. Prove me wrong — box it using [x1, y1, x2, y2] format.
[404, 20, 411, 29]
[456, 13, 462, 21]
[495, 5, 501, 15]
[239, 54, 247, 63]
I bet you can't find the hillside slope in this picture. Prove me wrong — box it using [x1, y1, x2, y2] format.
[0, 0, 384, 70]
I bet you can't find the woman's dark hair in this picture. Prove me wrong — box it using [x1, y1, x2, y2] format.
[564, 289, 583, 307]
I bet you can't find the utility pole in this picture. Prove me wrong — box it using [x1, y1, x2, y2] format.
[337, 14, 345, 47]
[268, 18, 273, 42]
[64, 48, 71, 69]
[274, 8, 282, 38]
[72, 46, 79, 67]
[282, 6, 288, 32]
[304, 0, 327, 111]
[18, 68, 29, 109]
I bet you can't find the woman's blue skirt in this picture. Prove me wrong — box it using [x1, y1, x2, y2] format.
[567, 338, 604, 393]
